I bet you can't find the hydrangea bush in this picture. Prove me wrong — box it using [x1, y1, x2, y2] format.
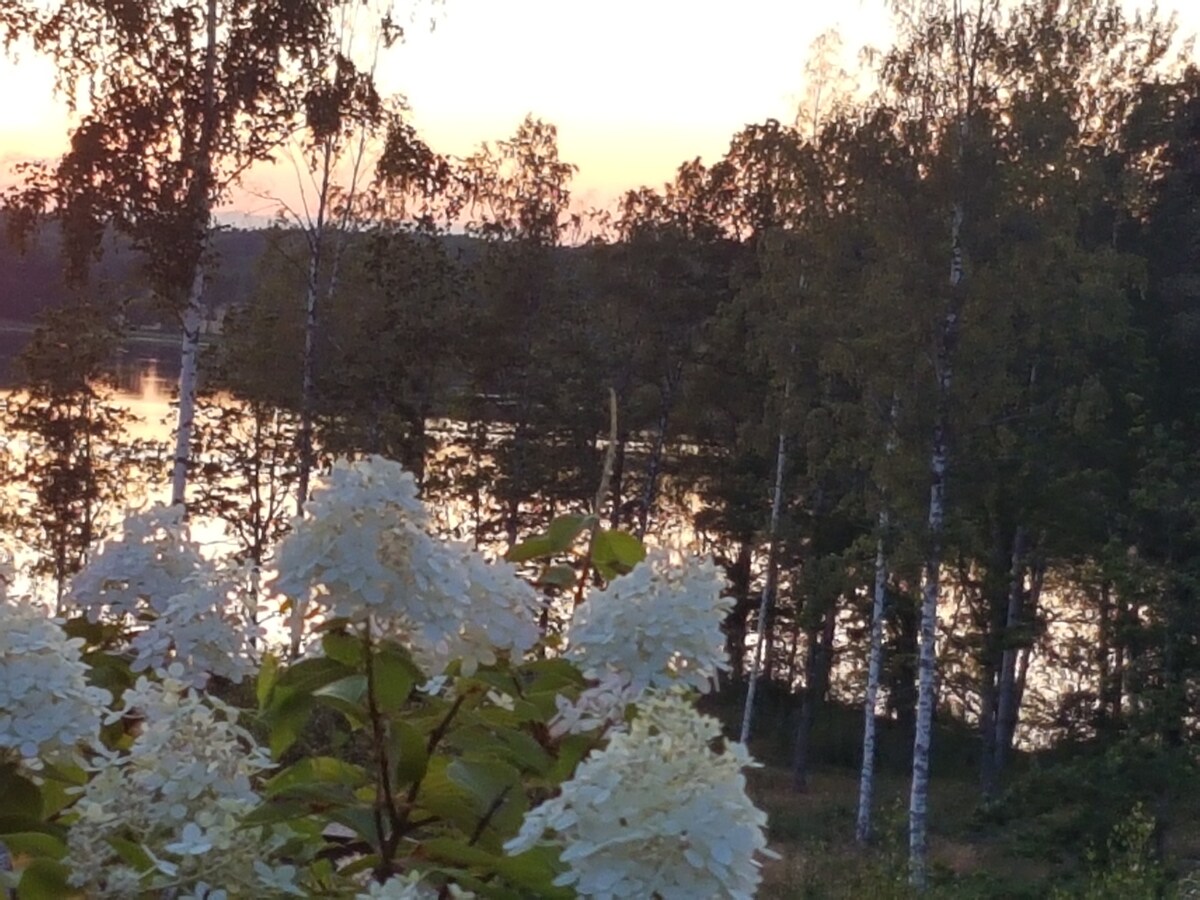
[0, 455, 773, 899]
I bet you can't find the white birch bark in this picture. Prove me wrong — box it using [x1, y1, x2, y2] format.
[169, 0, 218, 510]
[170, 265, 207, 507]
[740, 400, 788, 744]
[909, 198, 964, 888]
[856, 511, 890, 844]
[857, 396, 899, 843]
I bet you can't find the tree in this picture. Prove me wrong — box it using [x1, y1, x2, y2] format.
[9, 0, 346, 510]
[459, 115, 591, 550]
[0, 301, 149, 609]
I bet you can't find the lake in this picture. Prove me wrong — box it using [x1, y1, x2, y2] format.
[0, 324, 1101, 750]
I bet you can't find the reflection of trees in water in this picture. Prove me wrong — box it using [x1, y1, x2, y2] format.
[0, 355, 1110, 752]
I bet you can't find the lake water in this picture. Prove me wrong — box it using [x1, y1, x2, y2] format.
[0, 326, 1101, 749]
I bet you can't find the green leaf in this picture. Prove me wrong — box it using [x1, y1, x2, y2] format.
[414, 757, 481, 834]
[424, 838, 571, 898]
[313, 674, 367, 706]
[257, 652, 280, 708]
[0, 765, 43, 821]
[106, 836, 154, 872]
[265, 757, 369, 798]
[520, 658, 586, 694]
[548, 733, 595, 783]
[241, 800, 312, 827]
[544, 514, 594, 551]
[447, 757, 527, 839]
[328, 807, 383, 853]
[505, 513, 596, 562]
[16, 859, 71, 900]
[321, 631, 364, 668]
[536, 564, 576, 589]
[388, 720, 429, 789]
[0, 818, 50, 837]
[264, 692, 314, 759]
[311, 693, 368, 729]
[504, 535, 556, 563]
[0, 833, 66, 860]
[274, 656, 354, 699]
[591, 529, 645, 579]
[373, 648, 420, 711]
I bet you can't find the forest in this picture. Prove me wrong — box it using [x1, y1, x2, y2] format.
[2, 0, 1200, 897]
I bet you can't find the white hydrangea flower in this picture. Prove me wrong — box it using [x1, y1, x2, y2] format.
[566, 550, 732, 695]
[69, 505, 261, 685]
[0, 597, 111, 763]
[506, 692, 771, 899]
[70, 504, 202, 618]
[65, 671, 301, 898]
[356, 871, 475, 899]
[274, 456, 540, 674]
[549, 671, 640, 737]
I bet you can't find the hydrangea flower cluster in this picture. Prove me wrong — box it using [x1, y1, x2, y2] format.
[0, 597, 111, 763]
[549, 671, 640, 737]
[69, 505, 261, 685]
[565, 549, 732, 694]
[506, 691, 770, 899]
[356, 872, 476, 899]
[274, 457, 540, 674]
[65, 670, 301, 898]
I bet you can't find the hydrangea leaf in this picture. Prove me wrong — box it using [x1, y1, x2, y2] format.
[15, 858, 71, 900]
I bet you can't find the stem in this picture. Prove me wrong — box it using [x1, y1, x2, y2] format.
[364, 623, 403, 877]
[468, 785, 513, 846]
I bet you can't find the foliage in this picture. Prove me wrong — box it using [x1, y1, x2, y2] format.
[0, 455, 772, 899]
[0, 301, 149, 606]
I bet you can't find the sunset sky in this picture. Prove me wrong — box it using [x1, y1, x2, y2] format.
[0, 0, 1196, 221]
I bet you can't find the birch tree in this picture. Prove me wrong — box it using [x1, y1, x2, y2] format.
[9, 0, 347, 510]
[879, 0, 1002, 885]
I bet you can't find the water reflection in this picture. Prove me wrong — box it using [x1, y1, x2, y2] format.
[0, 330, 1101, 750]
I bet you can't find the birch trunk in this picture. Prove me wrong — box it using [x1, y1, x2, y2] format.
[169, 0, 218, 510]
[288, 146, 331, 658]
[294, 141, 332, 519]
[740, 407, 788, 744]
[170, 269, 207, 508]
[857, 395, 899, 843]
[856, 516, 890, 843]
[909, 199, 964, 888]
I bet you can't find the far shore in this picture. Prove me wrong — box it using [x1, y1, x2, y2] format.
[0, 319, 217, 347]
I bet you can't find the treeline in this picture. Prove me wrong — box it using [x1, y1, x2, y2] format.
[4, 0, 1200, 890]
[204, 0, 1200, 883]
[0, 223, 272, 325]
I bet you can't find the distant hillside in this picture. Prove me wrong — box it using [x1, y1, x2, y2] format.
[0, 217, 494, 325]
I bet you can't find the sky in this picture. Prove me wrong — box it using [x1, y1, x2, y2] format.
[0, 0, 1196, 222]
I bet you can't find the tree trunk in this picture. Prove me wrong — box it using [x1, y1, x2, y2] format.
[889, 584, 920, 745]
[990, 526, 1028, 787]
[637, 369, 678, 541]
[288, 149, 330, 657]
[171, 258, 207, 508]
[910, 197, 964, 888]
[295, 140, 332, 520]
[856, 521, 890, 843]
[792, 603, 837, 791]
[609, 429, 627, 530]
[740, 411, 788, 744]
[725, 543, 754, 681]
[170, 0, 218, 511]
[1002, 560, 1042, 759]
[858, 392, 900, 841]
